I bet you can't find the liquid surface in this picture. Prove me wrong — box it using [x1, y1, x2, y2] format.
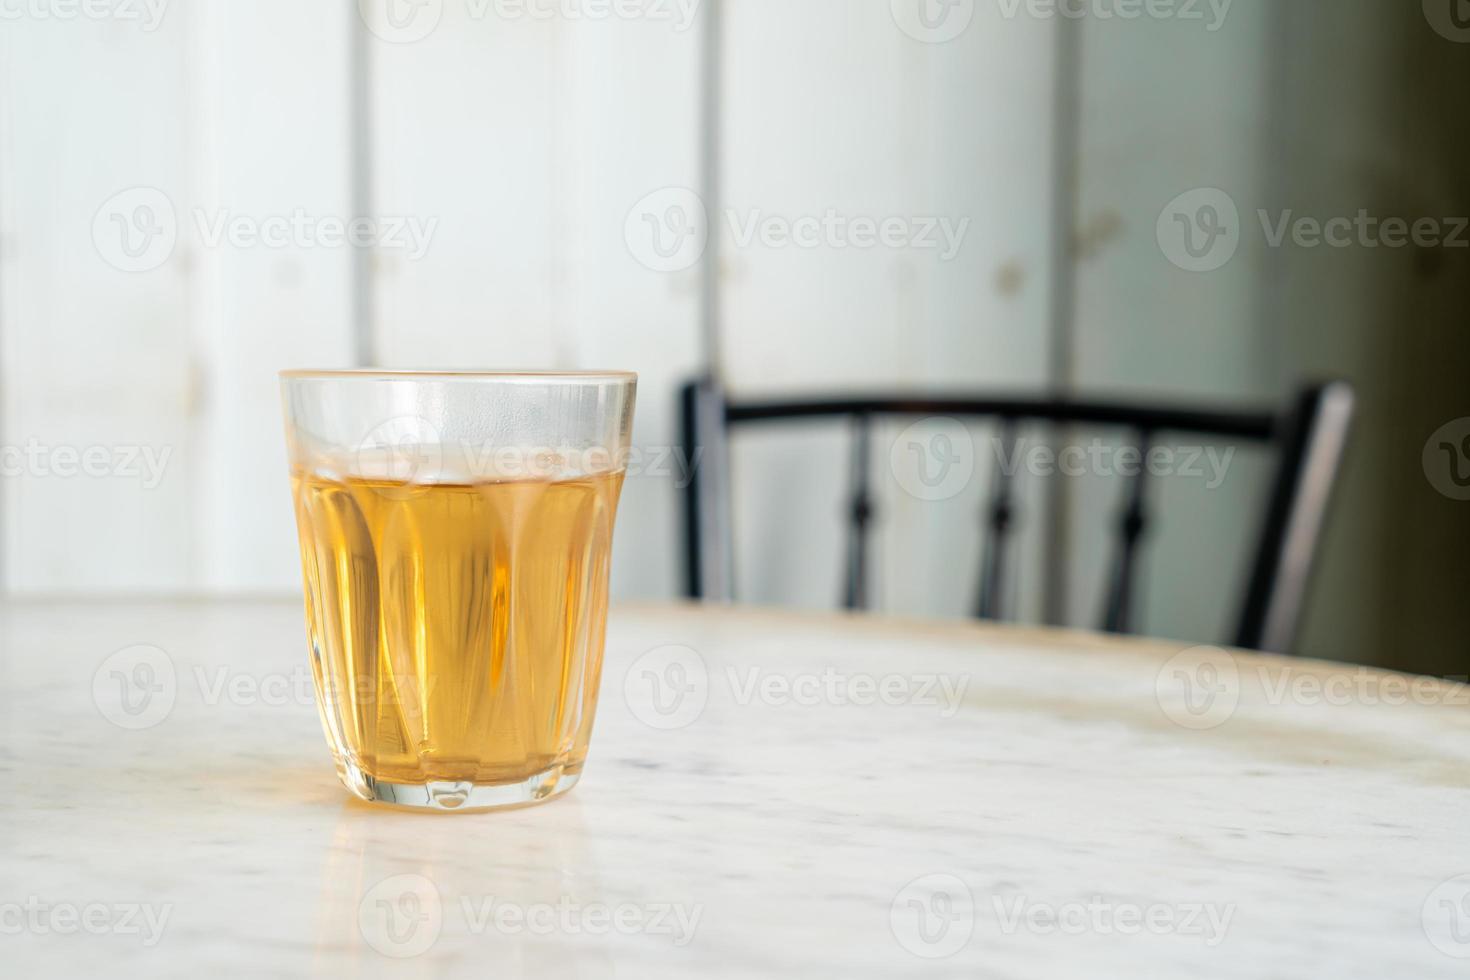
[290, 470, 623, 785]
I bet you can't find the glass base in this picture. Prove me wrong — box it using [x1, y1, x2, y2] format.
[338, 759, 582, 813]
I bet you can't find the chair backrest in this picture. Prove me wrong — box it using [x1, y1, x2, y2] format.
[679, 379, 1355, 654]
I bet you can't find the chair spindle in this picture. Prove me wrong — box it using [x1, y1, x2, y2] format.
[977, 420, 1019, 619]
[1101, 429, 1153, 634]
[843, 413, 876, 610]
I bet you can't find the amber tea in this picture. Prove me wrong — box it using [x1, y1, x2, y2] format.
[290, 468, 624, 808]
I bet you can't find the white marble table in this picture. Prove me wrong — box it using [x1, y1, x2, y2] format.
[2, 599, 1467, 978]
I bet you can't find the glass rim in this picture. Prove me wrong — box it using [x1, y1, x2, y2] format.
[280, 368, 637, 384]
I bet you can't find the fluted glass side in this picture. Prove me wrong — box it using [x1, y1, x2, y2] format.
[280, 371, 635, 812]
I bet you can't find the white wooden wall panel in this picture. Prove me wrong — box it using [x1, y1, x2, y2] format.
[1067, 3, 1278, 642]
[0, 0, 1320, 646]
[0, 12, 195, 593]
[1265, 2, 1469, 670]
[368, 7, 563, 368]
[554, 17, 705, 601]
[1, 4, 703, 598]
[720, 0, 1057, 619]
[191, 0, 357, 592]
[0, 3, 358, 595]
[368, 10, 704, 600]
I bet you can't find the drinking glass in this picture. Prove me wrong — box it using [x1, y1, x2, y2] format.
[280, 370, 636, 812]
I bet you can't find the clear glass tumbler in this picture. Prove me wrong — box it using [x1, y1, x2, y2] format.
[279, 370, 636, 812]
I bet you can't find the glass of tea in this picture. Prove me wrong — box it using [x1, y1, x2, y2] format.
[279, 370, 636, 812]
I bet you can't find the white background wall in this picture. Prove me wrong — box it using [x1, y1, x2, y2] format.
[721, 0, 1057, 619]
[0, 0, 1057, 614]
[0, 0, 707, 600]
[3, 1, 1466, 673]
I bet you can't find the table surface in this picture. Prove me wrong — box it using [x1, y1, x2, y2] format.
[2, 599, 1468, 978]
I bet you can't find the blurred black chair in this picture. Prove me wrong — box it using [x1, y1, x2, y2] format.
[679, 378, 1354, 654]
